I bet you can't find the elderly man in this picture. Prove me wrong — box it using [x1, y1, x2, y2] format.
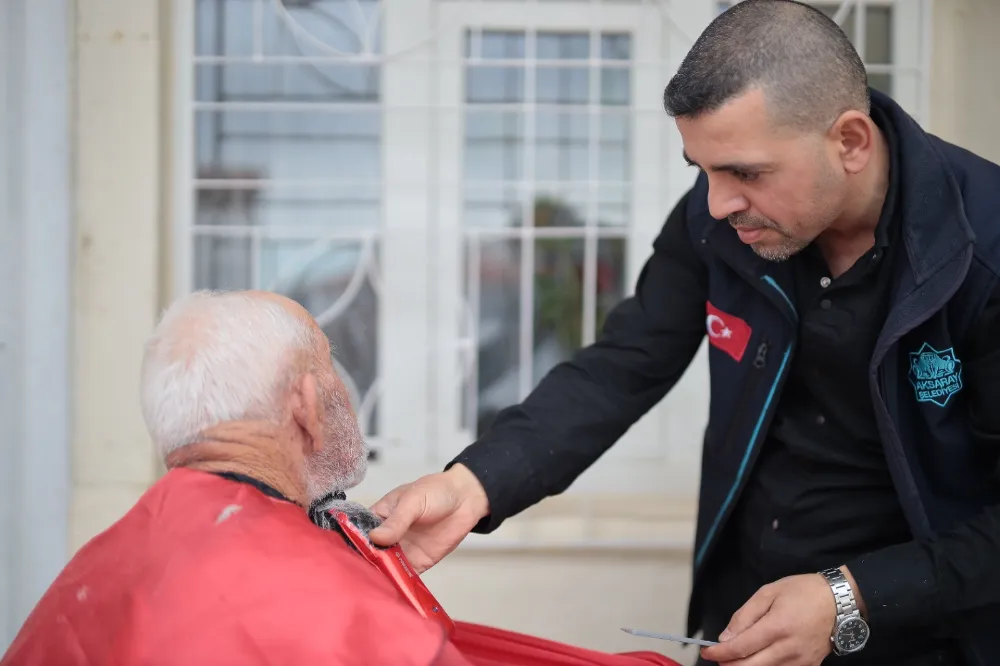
[1, 290, 471, 665]
[2, 290, 681, 666]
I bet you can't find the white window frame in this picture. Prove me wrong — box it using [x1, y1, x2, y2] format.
[428, 0, 718, 498]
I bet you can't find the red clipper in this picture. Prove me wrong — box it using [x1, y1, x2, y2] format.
[329, 509, 457, 638]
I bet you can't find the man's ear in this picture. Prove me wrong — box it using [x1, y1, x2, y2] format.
[829, 110, 876, 175]
[290, 372, 323, 456]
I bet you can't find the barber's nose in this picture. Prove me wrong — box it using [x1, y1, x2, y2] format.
[706, 179, 749, 220]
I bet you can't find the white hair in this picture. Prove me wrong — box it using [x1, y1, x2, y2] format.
[140, 290, 319, 460]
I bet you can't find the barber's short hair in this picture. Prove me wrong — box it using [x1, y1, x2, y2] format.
[140, 290, 320, 459]
[663, 0, 870, 130]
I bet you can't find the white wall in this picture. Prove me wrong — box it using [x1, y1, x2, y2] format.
[930, 0, 1000, 164]
[70, 0, 163, 553]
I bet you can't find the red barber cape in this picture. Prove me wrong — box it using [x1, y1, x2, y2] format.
[1, 469, 680, 666]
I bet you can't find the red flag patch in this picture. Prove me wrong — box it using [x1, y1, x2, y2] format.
[705, 302, 753, 363]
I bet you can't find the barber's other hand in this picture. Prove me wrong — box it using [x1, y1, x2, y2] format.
[699, 570, 848, 666]
[369, 464, 490, 573]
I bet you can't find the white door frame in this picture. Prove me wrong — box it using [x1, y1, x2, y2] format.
[0, 0, 73, 651]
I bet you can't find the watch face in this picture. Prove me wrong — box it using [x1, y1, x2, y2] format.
[834, 617, 870, 653]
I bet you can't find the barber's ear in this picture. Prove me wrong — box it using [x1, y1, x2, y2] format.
[830, 110, 875, 175]
[290, 372, 323, 455]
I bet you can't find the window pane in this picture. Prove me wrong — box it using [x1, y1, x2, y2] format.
[263, 0, 383, 56]
[534, 111, 589, 181]
[193, 187, 381, 231]
[195, 0, 255, 56]
[535, 67, 589, 105]
[599, 113, 630, 182]
[533, 237, 585, 383]
[465, 111, 524, 181]
[864, 6, 893, 65]
[260, 238, 381, 435]
[464, 184, 523, 228]
[868, 73, 892, 97]
[195, 63, 379, 103]
[194, 235, 252, 290]
[466, 67, 525, 104]
[196, 0, 383, 57]
[596, 238, 628, 334]
[537, 33, 589, 60]
[600, 67, 630, 106]
[195, 110, 381, 181]
[464, 237, 522, 435]
[466, 30, 526, 59]
[600, 33, 631, 60]
[532, 191, 587, 228]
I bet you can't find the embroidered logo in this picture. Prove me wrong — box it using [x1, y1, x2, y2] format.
[705, 302, 753, 363]
[908, 342, 963, 407]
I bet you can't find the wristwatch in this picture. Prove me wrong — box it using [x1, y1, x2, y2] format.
[819, 567, 870, 656]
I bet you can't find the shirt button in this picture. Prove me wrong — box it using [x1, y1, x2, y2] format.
[772, 519, 780, 530]
[816, 414, 826, 425]
[820, 299, 832, 310]
[820, 276, 831, 288]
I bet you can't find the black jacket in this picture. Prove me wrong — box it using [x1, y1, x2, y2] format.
[449, 90, 1000, 666]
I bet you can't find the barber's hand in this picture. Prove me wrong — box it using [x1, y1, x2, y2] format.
[369, 464, 490, 573]
[699, 568, 857, 666]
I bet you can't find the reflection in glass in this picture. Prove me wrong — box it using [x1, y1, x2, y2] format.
[533, 237, 585, 384]
[464, 239, 522, 435]
[595, 238, 627, 334]
[465, 112, 523, 182]
[261, 238, 381, 436]
[815, 3, 894, 95]
[193, 0, 384, 439]
[597, 186, 631, 228]
[194, 235, 252, 290]
[599, 113, 630, 182]
[196, 0, 383, 58]
[195, 63, 379, 103]
[535, 111, 589, 181]
[463, 185, 523, 229]
[466, 67, 525, 104]
[193, 187, 381, 230]
[195, 110, 381, 182]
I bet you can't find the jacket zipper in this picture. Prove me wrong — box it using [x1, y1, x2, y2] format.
[694, 277, 796, 570]
[717, 341, 770, 455]
[753, 341, 768, 369]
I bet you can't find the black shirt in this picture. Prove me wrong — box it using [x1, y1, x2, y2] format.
[705, 109, 964, 665]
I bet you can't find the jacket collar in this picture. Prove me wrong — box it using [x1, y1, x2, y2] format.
[873, 89, 975, 284]
[701, 89, 974, 287]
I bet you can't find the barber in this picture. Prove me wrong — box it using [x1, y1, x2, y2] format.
[371, 2, 1000, 665]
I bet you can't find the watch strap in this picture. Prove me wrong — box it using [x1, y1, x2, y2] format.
[820, 567, 859, 621]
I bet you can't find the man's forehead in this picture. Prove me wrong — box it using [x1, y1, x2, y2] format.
[676, 94, 788, 172]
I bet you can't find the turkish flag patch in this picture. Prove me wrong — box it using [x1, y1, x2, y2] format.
[706, 301, 753, 363]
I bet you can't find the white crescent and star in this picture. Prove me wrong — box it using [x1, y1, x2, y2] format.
[706, 314, 733, 339]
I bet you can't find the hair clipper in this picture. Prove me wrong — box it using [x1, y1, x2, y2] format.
[309, 494, 456, 638]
